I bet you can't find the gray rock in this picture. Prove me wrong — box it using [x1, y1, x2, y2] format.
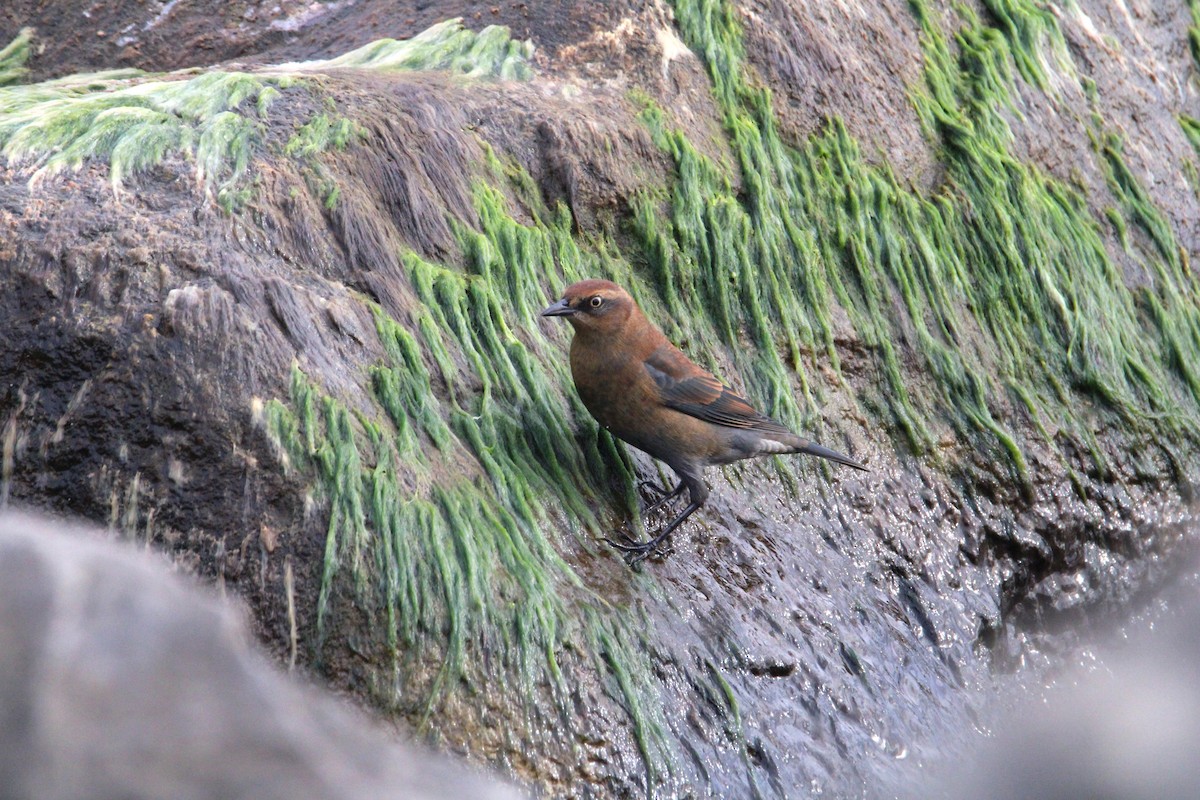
[922, 589, 1200, 800]
[0, 511, 523, 800]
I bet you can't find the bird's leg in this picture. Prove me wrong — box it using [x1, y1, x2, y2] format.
[605, 473, 708, 565]
[642, 480, 686, 516]
[621, 499, 704, 566]
[604, 480, 686, 549]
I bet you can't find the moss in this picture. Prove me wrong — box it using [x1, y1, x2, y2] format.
[649, 0, 1200, 497]
[265, 178, 669, 781]
[0, 20, 532, 209]
[0, 69, 284, 208]
[278, 18, 534, 81]
[0, 27, 33, 87]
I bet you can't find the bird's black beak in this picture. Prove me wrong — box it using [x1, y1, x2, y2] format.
[540, 298, 576, 317]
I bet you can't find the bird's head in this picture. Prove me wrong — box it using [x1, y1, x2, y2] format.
[540, 279, 635, 335]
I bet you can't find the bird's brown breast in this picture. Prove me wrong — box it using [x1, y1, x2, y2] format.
[569, 327, 656, 435]
[568, 323, 731, 468]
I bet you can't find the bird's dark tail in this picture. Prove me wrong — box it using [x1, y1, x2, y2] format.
[756, 433, 868, 470]
[800, 440, 868, 470]
[782, 438, 868, 470]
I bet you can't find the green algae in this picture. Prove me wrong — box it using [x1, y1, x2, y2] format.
[285, 111, 367, 210]
[0, 69, 283, 208]
[0, 27, 32, 87]
[1189, 0, 1200, 68]
[650, 0, 1200, 493]
[284, 113, 366, 158]
[265, 175, 671, 784]
[267, 363, 671, 783]
[1181, 114, 1200, 155]
[705, 660, 764, 798]
[276, 18, 534, 81]
[253, 3, 1200, 791]
[1095, 133, 1200, 414]
[0, 20, 532, 210]
[978, 0, 1070, 90]
[1180, 115, 1200, 199]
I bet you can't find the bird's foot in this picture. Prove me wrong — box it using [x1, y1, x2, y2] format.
[602, 530, 646, 551]
[637, 480, 670, 499]
[603, 531, 672, 566]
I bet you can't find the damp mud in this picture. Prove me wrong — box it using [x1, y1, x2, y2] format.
[2, 1, 1199, 797]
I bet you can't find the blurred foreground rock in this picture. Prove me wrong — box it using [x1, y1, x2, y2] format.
[0, 511, 522, 800]
[920, 579, 1200, 800]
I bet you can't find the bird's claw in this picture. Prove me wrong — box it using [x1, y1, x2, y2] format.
[604, 537, 644, 552]
[624, 547, 658, 567]
[603, 532, 671, 566]
[637, 480, 670, 499]
[602, 533, 646, 551]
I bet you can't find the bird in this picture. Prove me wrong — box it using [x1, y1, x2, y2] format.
[541, 279, 867, 565]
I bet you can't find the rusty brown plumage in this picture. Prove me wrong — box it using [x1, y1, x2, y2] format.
[542, 279, 866, 565]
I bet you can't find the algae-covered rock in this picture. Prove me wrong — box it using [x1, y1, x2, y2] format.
[0, 2, 1198, 796]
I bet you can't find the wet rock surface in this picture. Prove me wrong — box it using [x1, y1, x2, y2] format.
[1, 1, 1199, 798]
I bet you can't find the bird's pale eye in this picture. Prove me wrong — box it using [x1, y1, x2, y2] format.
[589, 296, 603, 309]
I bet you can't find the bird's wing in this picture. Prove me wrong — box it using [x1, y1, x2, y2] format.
[643, 345, 792, 434]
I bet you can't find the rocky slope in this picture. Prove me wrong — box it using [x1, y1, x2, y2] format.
[1, 1, 1198, 796]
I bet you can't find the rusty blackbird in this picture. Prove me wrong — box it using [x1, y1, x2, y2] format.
[542, 279, 867, 565]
